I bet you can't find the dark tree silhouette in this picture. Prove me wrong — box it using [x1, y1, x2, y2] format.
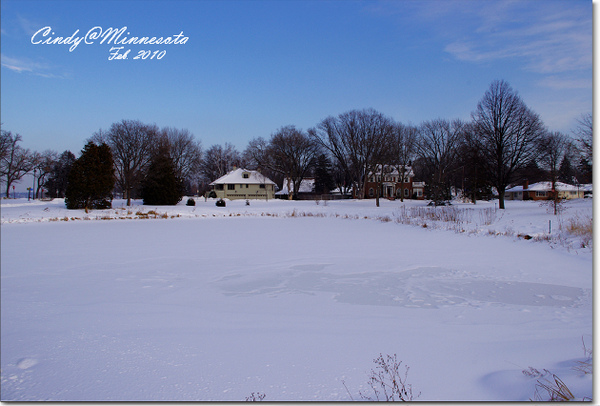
[65, 142, 114, 210]
[45, 150, 76, 198]
[141, 143, 184, 206]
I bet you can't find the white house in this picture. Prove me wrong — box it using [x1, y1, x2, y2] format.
[506, 181, 585, 201]
[275, 178, 315, 198]
[209, 168, 276, 200]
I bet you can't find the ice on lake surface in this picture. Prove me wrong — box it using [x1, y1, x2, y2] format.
[217, 265, 589, 309]
[0, 198, 592, 401]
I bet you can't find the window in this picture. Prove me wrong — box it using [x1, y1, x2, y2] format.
[228, 184, 235, 190]
[404, 188, 409, 197]
[369, 188, 374, 197]
[259, 184, 265, 189]
[243, 173, 249, 179]
[535, 191, 547, 197]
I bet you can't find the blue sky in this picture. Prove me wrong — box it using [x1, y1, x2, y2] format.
[1, 0, 593, 158]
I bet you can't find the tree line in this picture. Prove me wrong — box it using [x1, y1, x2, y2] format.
[0, 80, 593, 210]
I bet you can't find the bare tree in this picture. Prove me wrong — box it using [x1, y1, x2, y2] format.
[538, 131, 573, 214]
[0, 130, 34, 198]
[91, 120, 159, 206]
[573, 112, 592, 167]
[244, 137, 271, 170]
[262, 126, 318, 200]
[471, 80, 546, 209]
[160, 127, 202, 180]
[200, 143, 244, 183]
[417, 119, 464, 205]
[0, 127, 11, 163]
[389, 123, 418, 202]
[32, 150, 59, 198]
[458, 122, 493, 204]
[309, 108, 394, 203]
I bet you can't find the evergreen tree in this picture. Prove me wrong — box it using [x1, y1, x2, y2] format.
[558, 156, 576, 184]
[314, 154, 336, 195]
[577, 157, 592, 184]
[65, 142, 114, 209]
[45, 150, 76, 198]
[141, 144, 184, 205]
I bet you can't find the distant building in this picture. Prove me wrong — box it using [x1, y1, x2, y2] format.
[209, 168, 276, 200]
[506, 181, 585, 201]
[275, 178, 317, 199]
[364, 165, 425, 200]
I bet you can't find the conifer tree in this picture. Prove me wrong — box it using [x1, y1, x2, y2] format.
[314, 154, 336, 195]
[65, 142, 114, 209]
[141, 143, 184, 205]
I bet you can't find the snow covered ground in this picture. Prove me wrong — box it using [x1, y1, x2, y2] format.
[0, 197, 593, 401]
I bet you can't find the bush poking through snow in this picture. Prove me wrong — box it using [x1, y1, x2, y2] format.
[532, 371, 575, 401]
[186, 198, 195, 206]
[359, 354, 419, 401]
[245, 392, 266, 401]
[563, 213, 593, 248]
[573, 337, 593, 376]
[529, 338, 592, 401]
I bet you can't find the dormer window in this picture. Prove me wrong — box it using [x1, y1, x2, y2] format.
[242, 173, 249, 179]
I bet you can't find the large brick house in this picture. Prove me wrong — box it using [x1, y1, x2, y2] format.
[364, 165, 425, 200]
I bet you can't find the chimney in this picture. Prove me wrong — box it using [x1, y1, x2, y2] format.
[523, 180, 529, 190]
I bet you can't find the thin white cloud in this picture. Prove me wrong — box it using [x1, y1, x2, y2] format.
[17, 14, 43, 36]
[1, 54, 63, 78]
[370, 0, 591, 87]
[441, 1, 591, 75]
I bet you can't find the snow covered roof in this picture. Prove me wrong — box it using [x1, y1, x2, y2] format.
[276, 178, 315, 195]
[367, 165, 415, 178]
[209, 168, 276, 186]
[506, 181, 583, 193]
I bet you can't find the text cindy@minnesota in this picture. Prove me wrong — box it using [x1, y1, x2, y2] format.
[31, 26, 189, 60]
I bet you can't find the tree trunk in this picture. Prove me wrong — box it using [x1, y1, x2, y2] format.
[498, 189, 506, 209]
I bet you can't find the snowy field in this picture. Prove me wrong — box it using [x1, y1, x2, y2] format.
[0, 197, 593, 401]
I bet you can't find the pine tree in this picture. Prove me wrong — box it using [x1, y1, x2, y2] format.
[314, 154, 336, 195]
[65, 142, 114, 209]
[558, 156, 576, 184]
[141, 144, 184, 205]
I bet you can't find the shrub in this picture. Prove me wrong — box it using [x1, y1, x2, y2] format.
[359, 354, 419, 401]
[245, 392, 266, 401]
[532, 371, 574, 401]
[216, 198, 226, 207]
[186, 198, 196, 206]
